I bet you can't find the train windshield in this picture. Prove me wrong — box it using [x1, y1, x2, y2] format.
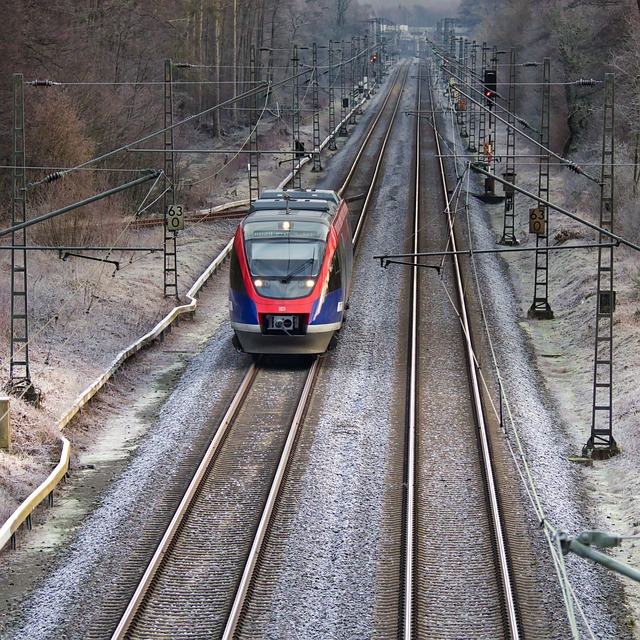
[243, 218, 329, 299]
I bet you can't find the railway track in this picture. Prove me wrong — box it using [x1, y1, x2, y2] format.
[109, 62, 413, 639]
[373, 58, 561, 638]
[407, 61, 519, 638]
[112, 356, 317, 638]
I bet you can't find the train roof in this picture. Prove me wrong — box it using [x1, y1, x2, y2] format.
[259, 189, 341, 205]
[249, 199, 332, 214]
[242, 190, 346, 233]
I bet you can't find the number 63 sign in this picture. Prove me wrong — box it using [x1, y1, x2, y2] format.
[529, 207, 546, 235]
[166, 204, 185, 231]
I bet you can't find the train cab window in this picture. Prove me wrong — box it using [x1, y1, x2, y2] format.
[242, 218, 329, 299]
[247, 241, 322, 278]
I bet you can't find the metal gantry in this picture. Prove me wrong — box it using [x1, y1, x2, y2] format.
[163, 59, 179, 299]
[585, 73, 619, 458]
[528, 58, 554, 319]
[10, 73, 34, 398]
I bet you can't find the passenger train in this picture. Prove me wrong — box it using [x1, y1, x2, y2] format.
[229, 188, 353, 354]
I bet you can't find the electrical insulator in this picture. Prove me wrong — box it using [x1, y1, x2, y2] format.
[43, 171, 64, 183]
[30, 79, 60, 86]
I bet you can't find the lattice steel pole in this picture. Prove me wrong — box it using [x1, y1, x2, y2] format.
[349, 37, 357, 124]
[248, 45, 260, 200]
[9, 73, 34, 399]
[292, 44, 302, 189]
[467, 41, 478, 152]
[339, 41, 348, 136]
[328, 40, 337, 151]
[584, 73, 619, 459]
[500, 49, 518, 245]
[312, 42, 322, 172]
[374, 20, 382, 88]
[163, 59, 178, 299]
[458, 39, 469, 139]
[528, 58, 554, 319]
[355, 36, 363, 116]
[478, 43, 488, 163]
[363, 34, 370, 100]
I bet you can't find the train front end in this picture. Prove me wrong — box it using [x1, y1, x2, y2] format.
[229, 190, 351, 355]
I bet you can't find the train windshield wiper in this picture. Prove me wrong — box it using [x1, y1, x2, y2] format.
[281, 257, 314, 284]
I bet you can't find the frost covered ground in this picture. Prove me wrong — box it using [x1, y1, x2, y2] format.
[0, 59, 639, 639]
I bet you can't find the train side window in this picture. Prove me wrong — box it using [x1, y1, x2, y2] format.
[229, 246, 245, 291]
[327, 251, 342, 292]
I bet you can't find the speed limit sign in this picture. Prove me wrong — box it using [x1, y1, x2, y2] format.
[166, 204, 185, 231]
[529, 207, 546, 235]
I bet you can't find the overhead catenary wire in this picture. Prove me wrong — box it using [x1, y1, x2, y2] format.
[429, 55, 638, 636]
[18, 36, 375, 188]
[434, 60, 601, 184]
[26, 63, 322, 190]
[182, 88, 272, 188]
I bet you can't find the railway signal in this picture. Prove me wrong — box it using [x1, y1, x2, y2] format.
[483, 69, 497, 104]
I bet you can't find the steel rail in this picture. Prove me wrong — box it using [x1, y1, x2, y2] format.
[403, 63, 421, 638]
[221, 358, 319, 638]
[110, 362, 260, 640]
[349, 63, 411, 246]
[222, 65, 412, 636]
[337, 63, 408, 201]
[429, 69, 521, 638]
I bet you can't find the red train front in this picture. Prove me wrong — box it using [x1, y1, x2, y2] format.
[229, 189, 353, 355]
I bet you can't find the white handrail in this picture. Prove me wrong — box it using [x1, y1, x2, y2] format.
[0, 232, 235, 552]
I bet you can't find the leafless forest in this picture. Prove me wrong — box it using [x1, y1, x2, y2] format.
[1, 0, 639, 239]
[460, 0, 640, 244]
[0, 0, 382, 231]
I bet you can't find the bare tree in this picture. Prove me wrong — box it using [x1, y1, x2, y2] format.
[336, 0, 353, 30]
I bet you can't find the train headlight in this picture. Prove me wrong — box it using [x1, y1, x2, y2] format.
[254, 278, 264, 288]
[305, 279, 315, 288]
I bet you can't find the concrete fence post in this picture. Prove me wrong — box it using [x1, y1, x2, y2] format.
[0, 396, 10, 449]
